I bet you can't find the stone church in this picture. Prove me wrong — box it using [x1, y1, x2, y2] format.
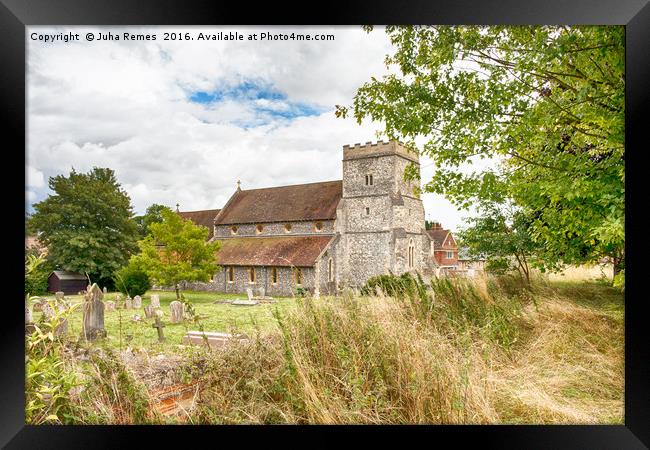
[179, 140, 458, 296]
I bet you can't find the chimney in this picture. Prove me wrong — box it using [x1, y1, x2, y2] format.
[430, 222, 442, 230]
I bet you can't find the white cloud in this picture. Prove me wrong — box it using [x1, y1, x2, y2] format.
[27, 25, 470, 231]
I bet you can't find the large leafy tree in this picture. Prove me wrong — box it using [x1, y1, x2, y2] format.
[131, 209, 221, 299]
[338, 25, 624, 274]
[457, 203, 542, 285]
[133, 203, 172, 238]
[28, 167, 139, 285]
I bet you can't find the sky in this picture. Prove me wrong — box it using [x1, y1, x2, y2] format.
[27, 26, 477, 232]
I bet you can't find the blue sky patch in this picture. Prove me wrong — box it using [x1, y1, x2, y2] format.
[188, 79, 326, 124]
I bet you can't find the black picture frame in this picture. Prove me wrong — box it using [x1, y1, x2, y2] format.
[2, 0, 647, 447]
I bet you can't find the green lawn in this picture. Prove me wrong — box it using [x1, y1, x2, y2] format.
[33, 290, 297, 353]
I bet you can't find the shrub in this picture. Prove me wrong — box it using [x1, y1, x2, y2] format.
[25, 252, 50, 296]
[114, 263, 151, 297]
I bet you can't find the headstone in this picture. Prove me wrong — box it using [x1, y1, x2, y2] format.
[55, 292, 65, 302]
[152, 316, 166, 342]
[155, 308, 164, 318]
[133, 295, 142, 308]
[144, 305, 154, 318]
[125, 296, 133, 309]
[42, 300, 68, 336]
[246, 288, 255, 301]
[105, 301, 116, 312]
[81, 283, 106, 341]
[170, 301, 184, 324]
[182, 330, 249, 349]
[232, 299, 259, 306]
[103, 286, 108, 295]
[258, 287, 265, 298]
[25, 304, 33, 324]
[132, 314, 142, 322]
[150, 294, 160, 308]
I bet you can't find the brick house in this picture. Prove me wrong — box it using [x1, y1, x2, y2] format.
[177, 140, 456, 296]
[425, 224, 459, 270]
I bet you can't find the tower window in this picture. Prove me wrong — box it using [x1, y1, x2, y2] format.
[271, 267, 278, 284]
[365, 207, 370, 215]
[249, 267, 256, 283]
[365, 174, 374, 186]
[408, 239, 415, 269]
[228, 267, 234, 283]
[256, 224, 264, 234]
[230, 225, 238, 235]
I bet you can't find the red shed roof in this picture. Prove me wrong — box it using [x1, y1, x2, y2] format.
[215, 235, 334, 267]
[214, 180, 342, 225]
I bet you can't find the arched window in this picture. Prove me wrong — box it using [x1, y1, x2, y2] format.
[328, 258, 333, 282]
[408, 239, 415, 269]
[228, 267, 234, 283]
[249, 267, 256, 283]
[256, 224, 264, 234]
[230, 225, 238, 235]
[271, 267, 278, 284]
[314, 221, 323, 232]
[284, 223, 292, 233]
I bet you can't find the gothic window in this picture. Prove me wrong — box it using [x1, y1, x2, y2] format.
[256, 224, 264, 234]
[271, 267, 278, 284]
[314, 221, 323, 232]
[230, 225, 238, 235]
[284, 223, 292, 233]
[365, 207, 370, 215]
[228, 267, 234, 283]
[328, 258, 333, 282]
[249, 267, 256, 283]
[408, 239, 415, 269]
[365, 174, 374, 186]
[295, 268, 303, 285]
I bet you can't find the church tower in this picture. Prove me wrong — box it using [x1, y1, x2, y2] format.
[335, 141, 427, 286]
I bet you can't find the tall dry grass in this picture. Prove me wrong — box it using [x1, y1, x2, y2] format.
[58, 273, 624, 424]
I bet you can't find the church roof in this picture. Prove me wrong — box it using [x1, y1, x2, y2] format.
[215, 235, 334, 267]
[178, 209, 221, 239]
[214, 180, 342, 225]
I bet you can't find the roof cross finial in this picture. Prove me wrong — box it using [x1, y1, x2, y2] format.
[237, 180, 241, 191]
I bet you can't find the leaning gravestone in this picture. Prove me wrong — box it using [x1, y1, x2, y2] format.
[105, 300, 116, 312]
[150, 294, 161, 308]
[170, 301, 184, 324]
[81, 283, 106, 341]
[125, 296, 133, 309]
[133, 295, 142, 308]
[144, 305, 154, 319]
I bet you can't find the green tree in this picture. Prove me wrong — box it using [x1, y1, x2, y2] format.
[338, 25, 624, 276]
[133, 204, 172, 238]
[28, 168, 139, 287]
[113, 261, 152, 297]
[131, 209, 221, 299]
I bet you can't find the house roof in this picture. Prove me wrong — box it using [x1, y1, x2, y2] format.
[50, 270, 87, 280]
[178, 209, 221, 239]
[214, 180, 342, 225]
[215, 235, 334, 267]
[426, 229, 453, 248]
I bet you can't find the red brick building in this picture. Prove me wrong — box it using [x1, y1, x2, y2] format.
[426, 223, 459, 269]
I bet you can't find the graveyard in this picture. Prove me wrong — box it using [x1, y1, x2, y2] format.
[30, 288, 295, 352]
